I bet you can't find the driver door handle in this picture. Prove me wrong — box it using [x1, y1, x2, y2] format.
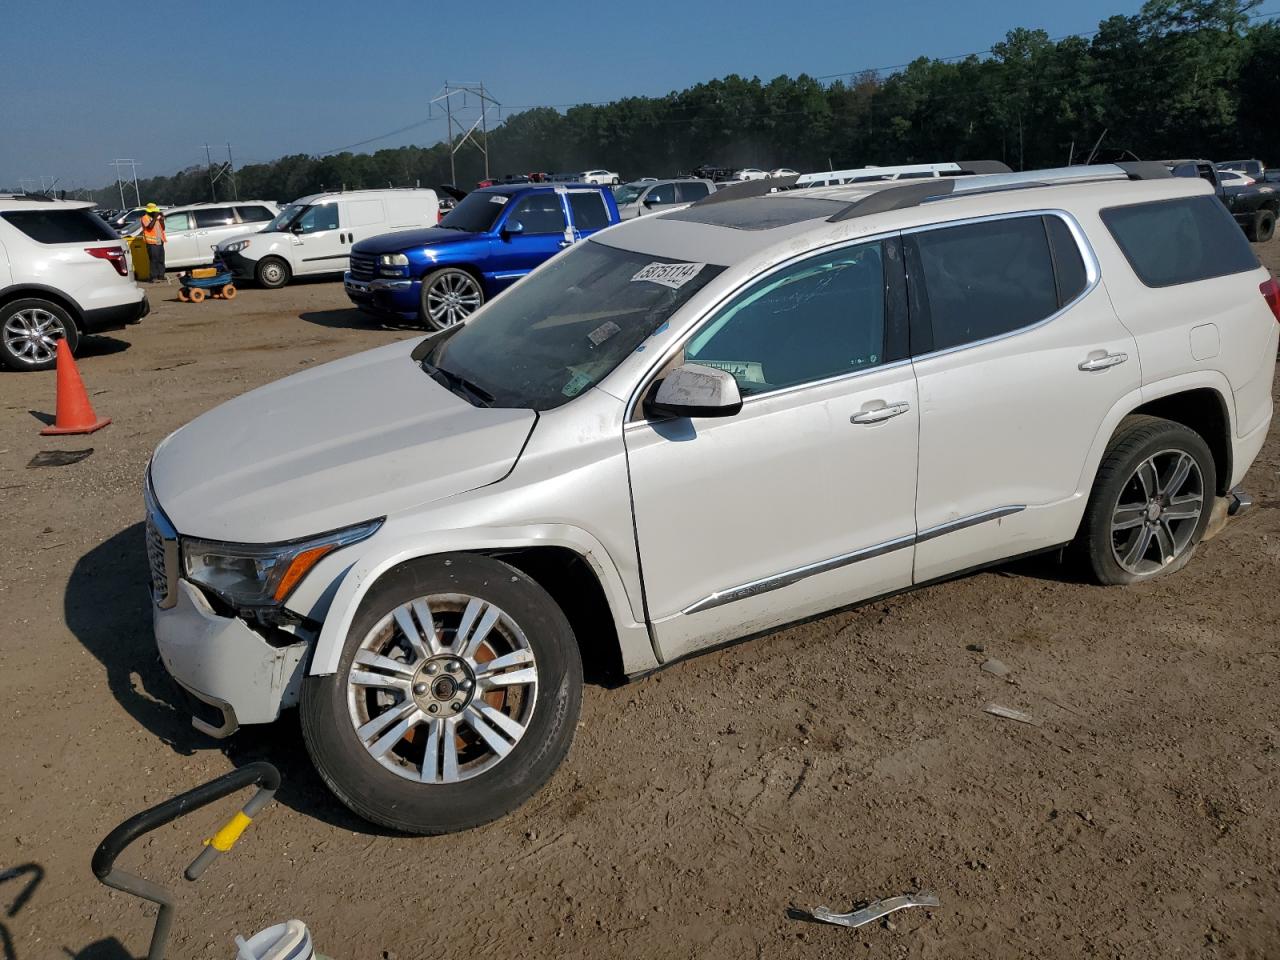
[851, 401, 911, 424]
[1078, 352, 1128, 371]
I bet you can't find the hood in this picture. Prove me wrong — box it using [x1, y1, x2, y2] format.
[150, 338, 536, 542]
[353, 227, 480, 256]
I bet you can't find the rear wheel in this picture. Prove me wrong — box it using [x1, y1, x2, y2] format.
[255, 257, 290, 289]
[1074, 416, 1215, 585]
[301, 554, 583, 834]
[1251, 209, 1276, 243]
[0, 299, 79, 371]
[420, 267, 483, 330]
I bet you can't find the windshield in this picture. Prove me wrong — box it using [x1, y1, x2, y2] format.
[419, 240, 724, 410]
[613, 183, 647, 205]
[438, 191, 508, 232]
[265, 203, 305, 232]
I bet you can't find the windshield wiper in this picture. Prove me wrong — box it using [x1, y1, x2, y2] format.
[422, 360, 495, 406]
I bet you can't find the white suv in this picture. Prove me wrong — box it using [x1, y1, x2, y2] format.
[145, 163, 1277, 834]
[0, 197, 148, 370]
[129, 200, 279, 270]
[579, 169, 620, 185]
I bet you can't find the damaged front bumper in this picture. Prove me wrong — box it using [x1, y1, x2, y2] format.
[154, 579, 308, 738]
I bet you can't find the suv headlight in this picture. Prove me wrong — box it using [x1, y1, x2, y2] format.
[379, 254, 409, 267]
[223, 239, 251, 253]
[182, 518, 382, 609]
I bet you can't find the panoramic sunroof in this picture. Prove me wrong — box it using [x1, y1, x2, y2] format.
[663, 195, 847, 230]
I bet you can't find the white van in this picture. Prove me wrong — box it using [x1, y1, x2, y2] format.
[216, 188, 440, 288]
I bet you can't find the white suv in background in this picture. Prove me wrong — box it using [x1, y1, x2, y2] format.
[0, 197, 147, 370]
[145, 163, 1276, 835]
[579, 169, 620, 185]
[130, 201, 278, 270]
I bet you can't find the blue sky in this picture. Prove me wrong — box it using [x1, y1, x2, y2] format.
[0, 0, 1146, 190]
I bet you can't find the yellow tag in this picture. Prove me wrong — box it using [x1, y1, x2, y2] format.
[206, 811, 253, 852]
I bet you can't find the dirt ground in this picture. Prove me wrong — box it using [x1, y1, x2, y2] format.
[2, 244, 1278, 960]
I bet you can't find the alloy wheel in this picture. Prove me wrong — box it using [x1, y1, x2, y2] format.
[425, 272, 481, 329]
[346, 593, 538, 784]
[4, 308, 65, 366]
[1110, 448, 1205, 576]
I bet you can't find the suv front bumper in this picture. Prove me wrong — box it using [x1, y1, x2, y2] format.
[154, 579, 308, 738]
[344, 273, 420, 321]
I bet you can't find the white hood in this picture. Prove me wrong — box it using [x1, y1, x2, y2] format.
[150, 339, 536, 542]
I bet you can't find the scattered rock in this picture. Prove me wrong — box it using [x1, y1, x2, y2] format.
[966, 643, 986, 652]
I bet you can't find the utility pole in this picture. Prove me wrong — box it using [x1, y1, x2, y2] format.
[203, 143, 236, 202]
[225, 143, 238, 200]
[18, 178, 36, 195]
[204, 143, 217, 201]
[108, 159, 141, 207]
[431, 82, 500, 185]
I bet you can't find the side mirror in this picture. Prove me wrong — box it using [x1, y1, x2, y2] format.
[289, 223, 304, 234]
[502, 219, 524, 237]
[644, 363, 743, 420]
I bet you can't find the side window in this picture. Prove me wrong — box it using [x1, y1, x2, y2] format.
[676, 181, 710, 202]
[567, 192, 610, 231]
[647, 183, 678, 205]
[296, 203, 340, 233]
[234, 205, 273, 223]
[164, 212, 192, 232]
[193, 207, 235, 228]
[508, 193, 566, 234]
[684, 241, 887, 396]
[1045, 215, 1088, 306]
[1101, 196, 1259, 287]
[904, 216, 1059, 353]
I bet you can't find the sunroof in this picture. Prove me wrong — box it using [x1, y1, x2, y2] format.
[663, 195, 846, 231]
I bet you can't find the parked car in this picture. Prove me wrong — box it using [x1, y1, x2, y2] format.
[344, 182, 619, 327]
[1164, 159, 1278, 242]
[0, 196, 147, 370]
[1218, 170, 1256, 187]
[733, 168, 769, 181]
[579, 170, 620, 185]
[613, 178, 715, 219]
[144, 163, 1277, 834]
[128, 200, 279, 271]
[1216, 159, 1265, 181]
[217, 189, 440, 289]
[109, 205, 155, 234]
[769, 168, 800, 178]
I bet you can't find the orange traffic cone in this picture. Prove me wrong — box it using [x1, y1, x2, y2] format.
[40, 339, 111, 435]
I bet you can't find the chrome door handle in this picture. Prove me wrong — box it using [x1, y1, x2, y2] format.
[851, 401, 911, 424]
[1078, 352, 1128, 371]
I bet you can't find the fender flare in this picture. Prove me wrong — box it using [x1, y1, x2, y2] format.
[308, 524, 656, 677]
[1074, 371, 1236, 498]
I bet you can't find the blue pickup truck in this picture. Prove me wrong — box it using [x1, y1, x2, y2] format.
[344, 182, 620, 327]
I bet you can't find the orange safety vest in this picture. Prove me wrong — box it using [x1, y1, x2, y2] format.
[141, 214, 166, 245]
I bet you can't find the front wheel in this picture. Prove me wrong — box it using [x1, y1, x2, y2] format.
[1250, 209, 1275, 244]
[1074, 415, 1216, 585]
[420, 268, 483, 330]
[301, 554, 583, 834]
[255, 257, 291, 289]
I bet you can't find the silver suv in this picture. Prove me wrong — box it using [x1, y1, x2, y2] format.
[0, 197, 148, 370]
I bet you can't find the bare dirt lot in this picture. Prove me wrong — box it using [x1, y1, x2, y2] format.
[2, 246, 1279, 960]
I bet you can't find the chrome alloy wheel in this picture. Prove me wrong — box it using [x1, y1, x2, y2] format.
[424, 272, 481, 329]
[3, 307, 65, 365]
[346, 594, 538, 783]
[1110, 448, 1205, 576]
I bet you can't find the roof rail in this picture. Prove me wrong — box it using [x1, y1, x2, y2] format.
[692, 175, 800, 206]
[827, 162, 1173, 222]
[794, 160, 1012, 188]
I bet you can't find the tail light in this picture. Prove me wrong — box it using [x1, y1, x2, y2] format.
[86, 245, 128, 277]
[1262, 277, 1280, 324]
[437, 209, 444, 223]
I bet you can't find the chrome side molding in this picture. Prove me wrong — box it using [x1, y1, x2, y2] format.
[681, 505, 1026, 615]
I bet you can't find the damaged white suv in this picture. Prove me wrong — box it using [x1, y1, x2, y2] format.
[146, 163, 1278, 834]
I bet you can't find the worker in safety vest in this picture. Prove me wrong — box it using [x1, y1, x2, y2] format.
[139, 203, 166, 283]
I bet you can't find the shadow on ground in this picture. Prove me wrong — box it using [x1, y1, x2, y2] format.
[299, 308, 423, 333]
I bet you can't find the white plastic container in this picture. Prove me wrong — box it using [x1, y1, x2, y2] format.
[233, 920, 315, 960]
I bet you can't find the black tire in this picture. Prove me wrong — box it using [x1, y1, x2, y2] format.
[419, 267, 484, 330]
[301, 553, 583, 834]
[1073, 415, 1216, 585]
[255, 257, 291, 289]
[0, 298, 80, 371]
[1252, 209, 1276, 244]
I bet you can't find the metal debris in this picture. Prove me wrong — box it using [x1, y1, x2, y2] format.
[984, 703, 1041, 726]
[808, 891, 940, 929]
[27, 448, 93, 468]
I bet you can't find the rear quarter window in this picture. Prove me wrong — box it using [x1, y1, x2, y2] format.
[2, 209, 117, 244]
[567, 192, 610, 231]
[1101, 196, 1259, 288]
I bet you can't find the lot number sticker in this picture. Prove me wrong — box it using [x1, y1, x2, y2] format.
[631, 262, 706, 289]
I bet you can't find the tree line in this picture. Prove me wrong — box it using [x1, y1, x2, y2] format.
[85, 0, 1280, 208]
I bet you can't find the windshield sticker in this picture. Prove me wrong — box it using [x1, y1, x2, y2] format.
[490, 195, 509, 205]
[561, 370, 594, 397]
[587, 320, 621, 347]
[631, 261, 706, 289]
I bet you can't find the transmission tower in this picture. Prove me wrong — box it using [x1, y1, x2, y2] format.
[430, 82, 500, 185]
[109, 159, 141, 208]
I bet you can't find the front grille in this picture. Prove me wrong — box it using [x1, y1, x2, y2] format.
[146, 516, 170, 604]
[349, 252, 376, 281]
